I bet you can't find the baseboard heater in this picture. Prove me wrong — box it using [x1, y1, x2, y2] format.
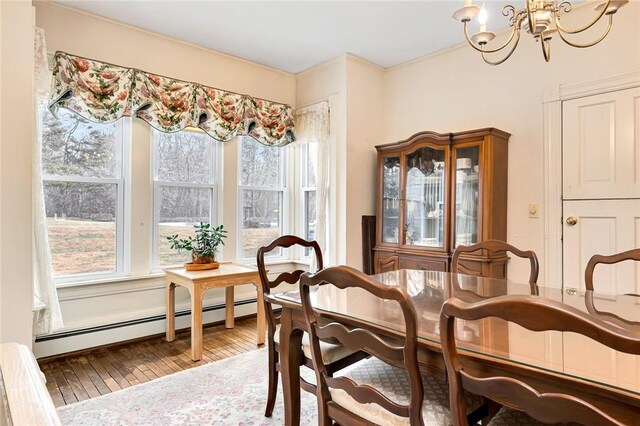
[35, 297, 259, 342]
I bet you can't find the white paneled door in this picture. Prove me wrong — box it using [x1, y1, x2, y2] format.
[561, 86, 640, 392]
[563, 87, 640, 200]
[562, 85, 640, 298]
[562, 199, 640, 296]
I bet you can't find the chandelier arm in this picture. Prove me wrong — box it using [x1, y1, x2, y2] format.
[463, 20, 520, 54]
[480, 29, 523, 65]
[553, 0, 612, 35]
[541, 36, 551, 62]
[525, 0, 535, 36]
[556, 14, 613, 48]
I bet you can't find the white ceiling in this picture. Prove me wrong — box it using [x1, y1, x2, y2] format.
[55, 1, 520, 74]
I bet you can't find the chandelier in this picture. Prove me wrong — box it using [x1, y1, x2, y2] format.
[452, 0, 629, 65]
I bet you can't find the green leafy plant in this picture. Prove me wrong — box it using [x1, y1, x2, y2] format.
[167, 222, 228, 263]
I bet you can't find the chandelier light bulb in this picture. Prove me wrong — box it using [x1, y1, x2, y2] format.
[477, 4, 488, 32]
[477, 4, 488, 25]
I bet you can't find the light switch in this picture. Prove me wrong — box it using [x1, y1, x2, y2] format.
[528, 203, 539, 219]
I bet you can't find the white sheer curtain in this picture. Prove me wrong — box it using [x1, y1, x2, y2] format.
[294, 102, 329, 271]
[33, 27, 64, 335]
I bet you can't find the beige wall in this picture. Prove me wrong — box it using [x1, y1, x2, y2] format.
[344, 57, 384, 268]
[0, 0, 34, 346]
[295, 55, 384, 269]
[384, 4, 640, 282]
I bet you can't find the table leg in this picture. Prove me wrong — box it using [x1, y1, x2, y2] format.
[280, 307, 303, 426]
[225, 286, 234, 329]
[166, 282, 176, 342]
[255, 282, 265, 346]
[190, 287, 203, 361]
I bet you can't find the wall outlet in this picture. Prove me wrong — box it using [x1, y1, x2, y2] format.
[528, 203, 539, 219]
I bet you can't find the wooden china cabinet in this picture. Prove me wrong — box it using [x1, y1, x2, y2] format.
[374, 128, 510, 277]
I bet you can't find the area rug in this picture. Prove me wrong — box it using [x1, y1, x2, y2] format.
[57, 348, 318, 425]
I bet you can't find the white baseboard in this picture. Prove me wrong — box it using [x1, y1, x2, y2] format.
[33, 300, 260, 359]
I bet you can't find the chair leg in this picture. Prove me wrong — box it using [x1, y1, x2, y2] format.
[265, 347, 279, 417]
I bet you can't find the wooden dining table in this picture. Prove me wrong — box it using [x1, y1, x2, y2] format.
[268, 269, 640, 426]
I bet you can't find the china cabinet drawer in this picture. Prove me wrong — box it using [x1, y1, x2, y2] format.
[398, 256, 447, 272]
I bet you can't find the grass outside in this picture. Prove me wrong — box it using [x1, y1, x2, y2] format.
[47, 218, 116, 276]
[47, 218, 282, 276]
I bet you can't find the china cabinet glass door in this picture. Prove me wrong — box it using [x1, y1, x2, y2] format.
[403, 146, 447, 248]
[381, 156, 401, 243]
[453, 145, 480, 247]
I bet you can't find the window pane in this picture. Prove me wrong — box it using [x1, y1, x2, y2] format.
[157, 186, 213, 266]
[44, 181, 117, 276]
[304, 190, 316, 257]
[305, 190, 316, 241]
[154, 130, 215, 184]
[154, 130, 215, 183]
[242, 189, 282, 258]
[42, 109, 119, 178]
[305, 142, 317, 188]
[240, 137, 282, 187]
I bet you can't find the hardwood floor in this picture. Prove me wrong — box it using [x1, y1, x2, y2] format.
[38, 316, 264, 407]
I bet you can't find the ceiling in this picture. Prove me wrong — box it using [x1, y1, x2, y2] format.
[55, 1, 521, 74]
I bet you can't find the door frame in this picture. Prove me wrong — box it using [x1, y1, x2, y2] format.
[542, 70, 640, 289]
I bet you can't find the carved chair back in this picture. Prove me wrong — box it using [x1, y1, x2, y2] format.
[440, 295, 640, 426]
[300, 266, 425, 425]
[452, 240, 539, 295]
[257, 235, 323, 337]
[584, 248, 640, 329]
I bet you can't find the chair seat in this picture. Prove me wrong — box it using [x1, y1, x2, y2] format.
[273, 324, 357, 364]
[487, 407, 545, 425]
[329, 357, 483, 426]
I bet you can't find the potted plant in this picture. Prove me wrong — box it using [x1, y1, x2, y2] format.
[167, 222, 228, 270]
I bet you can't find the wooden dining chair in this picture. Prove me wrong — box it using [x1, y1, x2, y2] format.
[440, 294, 640, 426]
[584, 248, 640, 329]
[452, 240, 540, 295]
[256, 236, 368, 417]
[300, 265, 485, 425]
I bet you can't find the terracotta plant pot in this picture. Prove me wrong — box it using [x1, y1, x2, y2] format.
[192, 253, 215, 264]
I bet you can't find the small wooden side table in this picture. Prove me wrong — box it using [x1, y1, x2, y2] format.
[164, 263, 265, 361]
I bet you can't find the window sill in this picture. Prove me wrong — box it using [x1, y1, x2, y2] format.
[56, 272, 166, 289]
[55, 259, 302, 289]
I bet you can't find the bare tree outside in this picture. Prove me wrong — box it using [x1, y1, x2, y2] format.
[240, 137, 284, 258]
[154, 129, 217, 266]
[42, 109, 120, 276]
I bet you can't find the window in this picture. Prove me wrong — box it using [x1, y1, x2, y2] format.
[42, 109, 126, 280]
[300, 142, 318, 257]
[153, 129, 220, 267]
[238, 136, 287, 260]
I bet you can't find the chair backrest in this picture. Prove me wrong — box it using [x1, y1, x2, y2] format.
[452, 240, 539, 294]
[256, 235, 323, 335]
[440, 295, 640, 426]
[584, 248, 640, 328]
[300, 266, 425, 425]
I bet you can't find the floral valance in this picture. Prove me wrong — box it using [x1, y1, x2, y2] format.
[48, 51, 296, 146]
